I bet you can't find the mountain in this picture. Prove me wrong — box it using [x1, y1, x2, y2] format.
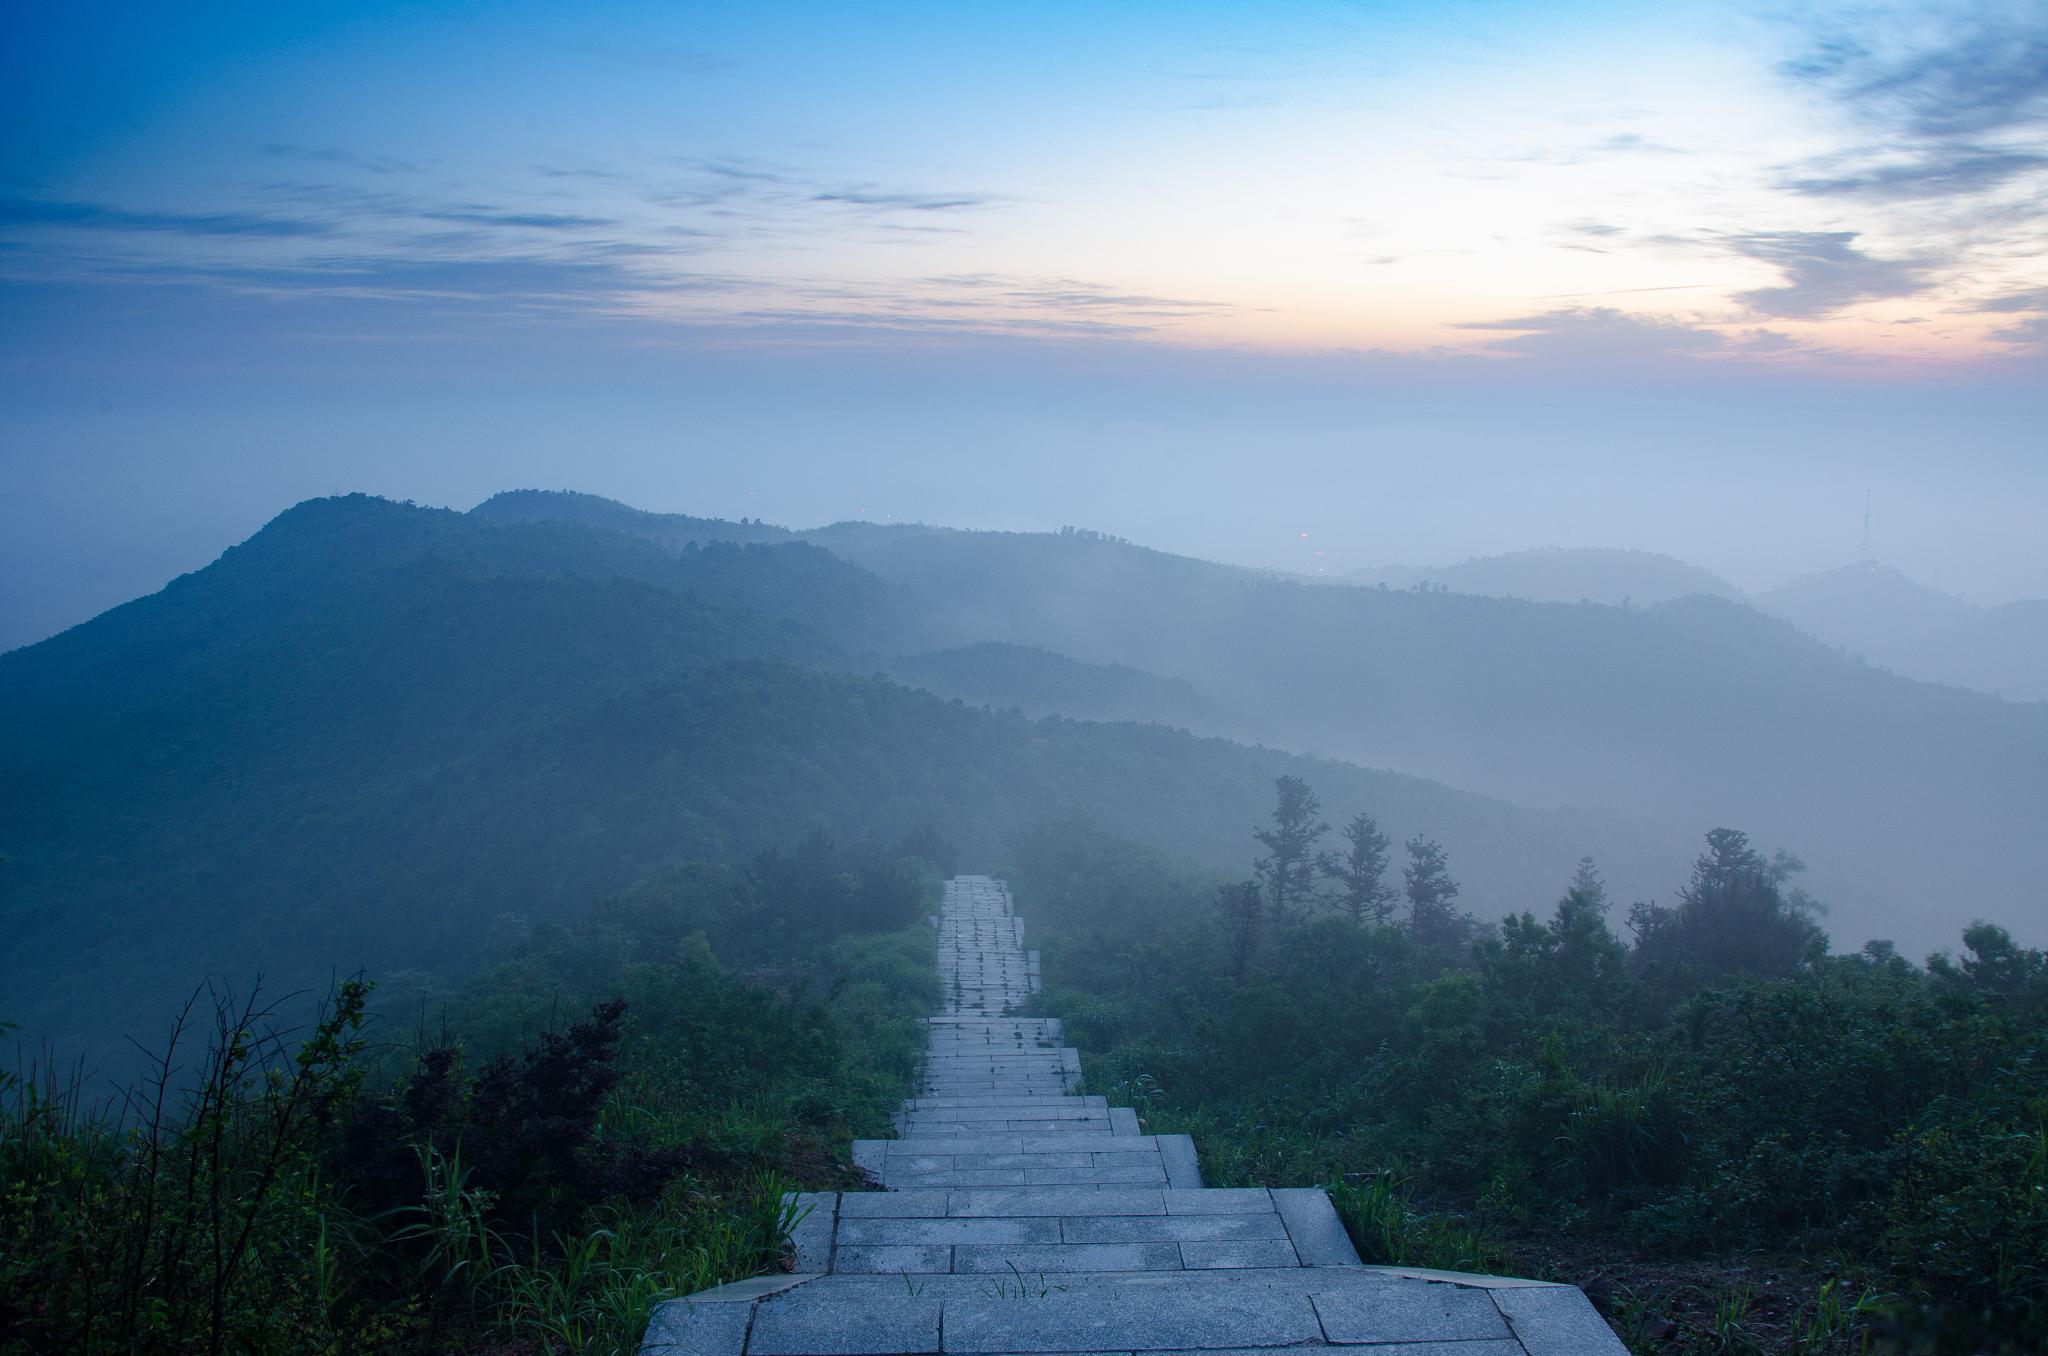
[1755, 561, 2048, 703]
[1756, 561, 1975, 658]
[0, 495, 1681, 1078]
[494, 502, 2043, 954]
[1948, 600, 2048, 703]
[1333, 547, 2047, 704]
[885, 642, 1252, 734]
[472, 487, 796, 548]
[1346, 547, 1742, 606]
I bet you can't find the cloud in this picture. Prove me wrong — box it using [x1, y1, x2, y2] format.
[1784, 150, 2048, 200]
[421, 210, 617, 230]
[1780, 6, 2048, 204]
[0, 198, 329, 237]
[1732, 328, 1802, 354]
[134, 255, 685, 312]
[1456, 307, 1728, 361]
[1977, 286, 2048, 347]
[919, 274, 1229, 319]
[810, 188, 991, 213]
[1995, 314, 2048, 347]
[1593, 132, 1684, 155]
[1724, 231, 1927, 319]
[1784, 5, 2047, 139]
[1979, 286, 2048, 313]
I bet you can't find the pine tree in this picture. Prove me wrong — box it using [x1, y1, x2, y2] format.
[1253, 775, 1328, 925]
[1319, 812, 1395, 926]
[1404, 835, 1465, 949]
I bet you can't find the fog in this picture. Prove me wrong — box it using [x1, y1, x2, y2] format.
[7, 306, 2047, 654]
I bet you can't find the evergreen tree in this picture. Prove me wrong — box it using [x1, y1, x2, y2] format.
[1253, 775, 1328, 925]
[1630, 828, 1825, 985]
[1319, 812, 1395, 926]
[1568, 855, 1605, 905]
[1485, 861, 1627, 1017]
[1403, 835, 1467, 950]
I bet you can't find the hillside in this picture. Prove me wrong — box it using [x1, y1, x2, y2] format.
[0, 495, 1682, 1077]
[885, 642, 1253, 734]
[1755, 561, 2048, 702]
[472, 487, 797, 549]
[1347, 546, 1743, 605]
[496, 499, 2046, 951]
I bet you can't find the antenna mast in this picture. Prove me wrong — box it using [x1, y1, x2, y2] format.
[1860, 491, 1871, 562]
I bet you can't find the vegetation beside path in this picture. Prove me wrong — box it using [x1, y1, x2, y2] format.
[1, 834, 942, 1356]
[1008, 796, 2048, 1356]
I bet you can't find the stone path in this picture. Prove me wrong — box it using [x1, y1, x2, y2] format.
[644, 876, 1625, 1355]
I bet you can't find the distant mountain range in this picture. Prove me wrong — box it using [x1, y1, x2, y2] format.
[5, 490, 2043, 1076]
[479, 492, 2046, 954]
[1347, 547, 1744, 606]
[0, 495, 1684, 1078]
[1754, 561, 2048, 703]
[1344, 545, 2046, 703]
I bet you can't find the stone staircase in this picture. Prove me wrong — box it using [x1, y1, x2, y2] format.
[644, 875, 1625, 1355]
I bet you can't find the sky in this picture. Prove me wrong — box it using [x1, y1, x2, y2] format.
[3, 0, 2046, 649]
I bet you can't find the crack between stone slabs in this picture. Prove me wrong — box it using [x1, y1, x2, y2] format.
[1487, 1289, 1537, 1355]
[1270, 1193, 1310, 1269]
[1309, 1290, 1334, 1345]
[740, 1293, 762, 1355]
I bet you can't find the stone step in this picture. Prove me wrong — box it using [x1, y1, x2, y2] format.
[794, 1187, 1354, 1274]
[898, 1103, 1106, 1122]
[896, 1117, 1117, 1135]
[873, 1133, 1167, 1156]
[904, 1095, 1107, 1110]
[639, 874, 1620, 1355]
[856, 1136, 1204, 1190]
[647, 1265, 1627, 1354]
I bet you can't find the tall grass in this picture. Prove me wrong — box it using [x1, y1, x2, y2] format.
[492, 1173, 802, 1356]
[1326, 1172, 1514, 1275]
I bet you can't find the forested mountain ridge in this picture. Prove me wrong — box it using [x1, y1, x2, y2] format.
[1345, 545, 1744, 605]
[495, 493, 2048, 951]
[884, 641, 1254, 734]
[1755, 560, 2048, 702]
[0, 494, 1682, 1078]
[472, 487, 798, 549]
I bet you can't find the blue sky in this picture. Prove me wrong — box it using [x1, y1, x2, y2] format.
[3, 0, 2045, 647]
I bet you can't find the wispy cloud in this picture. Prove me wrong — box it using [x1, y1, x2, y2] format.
[810, 188, 991, 212]
[421, 209, 617, 230]
[1979, 286, 2048, 314]
[0, 198, 330, 237]
[1457, 307, 1730, 361]
[1784, 150, 2048, 201]
[1725, 231, 1928, 319]
[1976, 285, 2048, 348]
[1779, 4, 2048, 204]
[1786, 6, 2048, 141]
[918, 274, 1229, 320]
[1994, 314, 2048, 347]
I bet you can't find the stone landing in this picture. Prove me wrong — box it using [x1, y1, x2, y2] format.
[644, 875, 1625, 1355]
